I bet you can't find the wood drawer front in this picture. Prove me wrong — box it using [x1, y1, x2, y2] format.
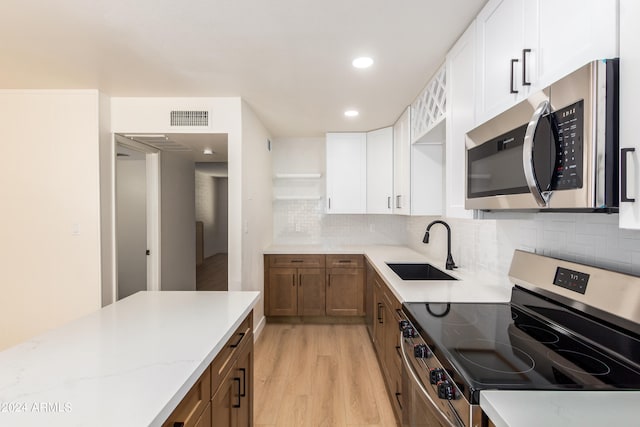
[211, 314, 253, 395]
[162, 366, 211, 427]
[326, 254, 363, 268]
[269, 254, 325, 268]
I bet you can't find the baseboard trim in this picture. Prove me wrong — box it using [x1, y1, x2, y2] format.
[265, 316, 366, 325]
[254, 315, 266, 342]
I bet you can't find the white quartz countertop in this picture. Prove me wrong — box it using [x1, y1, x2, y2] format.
[0, 291, 260, 427]
[264, 244, 512, 303]
[480, 390, 640, 426]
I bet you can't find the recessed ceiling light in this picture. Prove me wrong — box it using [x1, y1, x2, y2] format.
[203, 148, 214, 155]
[352, 57, 374, 69]
[344, 110, 359, 117]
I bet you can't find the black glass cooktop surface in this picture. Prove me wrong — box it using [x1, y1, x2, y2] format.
[402, 287, 640, 404]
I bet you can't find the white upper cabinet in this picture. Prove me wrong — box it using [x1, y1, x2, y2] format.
[476, 0, 618, 124]
[445, 22, 476, 219]
[475, 0, 528, 124]
[326, 132, 367, 214]
[393, 107, 411, 215]
[620, 0, 640, 229]
[535, 0, 618, 90]
[366, 127, 394, 214]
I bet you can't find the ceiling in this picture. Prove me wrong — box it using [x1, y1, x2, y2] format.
[0, 0, 486, 137]
[116, 133, 228, 162]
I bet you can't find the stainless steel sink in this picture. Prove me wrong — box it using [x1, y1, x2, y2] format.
[386, 263, 458, 281]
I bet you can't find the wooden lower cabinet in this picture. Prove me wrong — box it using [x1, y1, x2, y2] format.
[164, 312, 253, 427]
[265, 254, 364, 318]
[326, 266, 364, 316]
[369, 261, 403, 424]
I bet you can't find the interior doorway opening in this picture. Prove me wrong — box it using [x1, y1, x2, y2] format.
[195, 162, 229, 291]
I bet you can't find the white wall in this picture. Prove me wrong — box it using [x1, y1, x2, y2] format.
[161, 151, 196, 290]
[99, 93, 114, 307]
[110, 97, 244, 292]
[0, 90, 102, 350]
[241, 101, 273, 325]
[116, 159, 147, 298]
[195, 172, 216, 257]
[213, 177, 229, 254]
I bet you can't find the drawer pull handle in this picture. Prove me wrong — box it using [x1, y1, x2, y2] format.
[291, 259, 304, 263]
[338, 260, 351, 263]
[239, 368, 247, 397]
[173, 423, 185, 427]
[395, 345, 402, 358]
[230, 332, 246, 348]
[233, 378, 241, 408]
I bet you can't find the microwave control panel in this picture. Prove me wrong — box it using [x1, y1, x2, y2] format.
[552, 100, 584, 190]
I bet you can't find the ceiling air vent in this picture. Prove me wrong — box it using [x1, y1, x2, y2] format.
[170, 110, 209, 127]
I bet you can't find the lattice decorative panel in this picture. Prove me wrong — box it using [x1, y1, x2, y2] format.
[411, 64, 446, 142]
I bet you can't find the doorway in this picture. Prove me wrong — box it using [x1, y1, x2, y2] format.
[114, 136, 161, 300]
[195, 162, 229, 291]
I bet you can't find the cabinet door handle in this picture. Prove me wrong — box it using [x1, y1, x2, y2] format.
[522, 49, 531, 86]
[327, 274, 331, 287]
[233, 378, 241, 408]
[396, 195, 402, 209]
[395, 392, 403, 410]
[395, 345, 402, 358]
[387, 196, 391, 209]
[328, 197, 331, 210]
[510, 58, 519, 93]
[230, 332, 246, 348]
[292, 274, 296, 287]
[299, 274, 302, 287]
[621, 148, 636, 202]
[377, 303, 383, 322]
[239, 368, 247, 397]
[173, 423, 185, 427]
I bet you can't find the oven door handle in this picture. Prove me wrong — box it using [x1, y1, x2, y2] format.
[399, 334, 460, 427]
[523, 99, 552, 207]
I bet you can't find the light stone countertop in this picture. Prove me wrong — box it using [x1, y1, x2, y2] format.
[480, 390, 640, 427]
[0, 291, 259, 426]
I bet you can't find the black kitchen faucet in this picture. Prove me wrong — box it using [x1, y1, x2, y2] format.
[423, 220, 457, 270]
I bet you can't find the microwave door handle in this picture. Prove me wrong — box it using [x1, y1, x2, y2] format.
[523, 100, 552, 207]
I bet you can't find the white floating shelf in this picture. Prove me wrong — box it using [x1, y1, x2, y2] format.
[273, 196, 323, 201]
[274, 173, 322, 179]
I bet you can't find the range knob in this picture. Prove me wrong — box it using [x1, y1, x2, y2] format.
[402, 326, 416, 338]
[398, 320, 410, 331]
[414, 344, 430, 358]
[429, 368, 446, 384]
[437, 380, 457, 400]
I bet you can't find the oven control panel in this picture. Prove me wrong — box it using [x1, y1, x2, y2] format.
[553, 266, 590, 294]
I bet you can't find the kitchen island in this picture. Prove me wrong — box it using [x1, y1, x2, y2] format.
[0, 291, 259, 426]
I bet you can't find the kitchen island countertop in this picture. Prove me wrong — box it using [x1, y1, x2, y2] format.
[0, 291, 259, 426]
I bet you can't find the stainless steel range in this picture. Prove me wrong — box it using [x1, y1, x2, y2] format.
[400, 250, 640, 427]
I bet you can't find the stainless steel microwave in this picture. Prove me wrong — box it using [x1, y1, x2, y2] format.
[465, 59, 619, 211]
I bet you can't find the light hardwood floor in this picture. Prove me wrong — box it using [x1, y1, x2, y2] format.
[254, 323, 398, 427]
[196, 253, 228, 291]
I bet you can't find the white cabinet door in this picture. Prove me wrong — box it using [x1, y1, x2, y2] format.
[475, 0, 527, 124]
[366, 127, 394, 214]
[620, 0, 640, 229]
[393, 107, 411, 215]
[446, 22, 476, 219]
[536, 0, 618, 89]
[326, 133, 367, 214]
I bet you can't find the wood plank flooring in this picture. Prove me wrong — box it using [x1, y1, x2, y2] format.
[196, 253, 228, 291]
[254, 323, 398, 427]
